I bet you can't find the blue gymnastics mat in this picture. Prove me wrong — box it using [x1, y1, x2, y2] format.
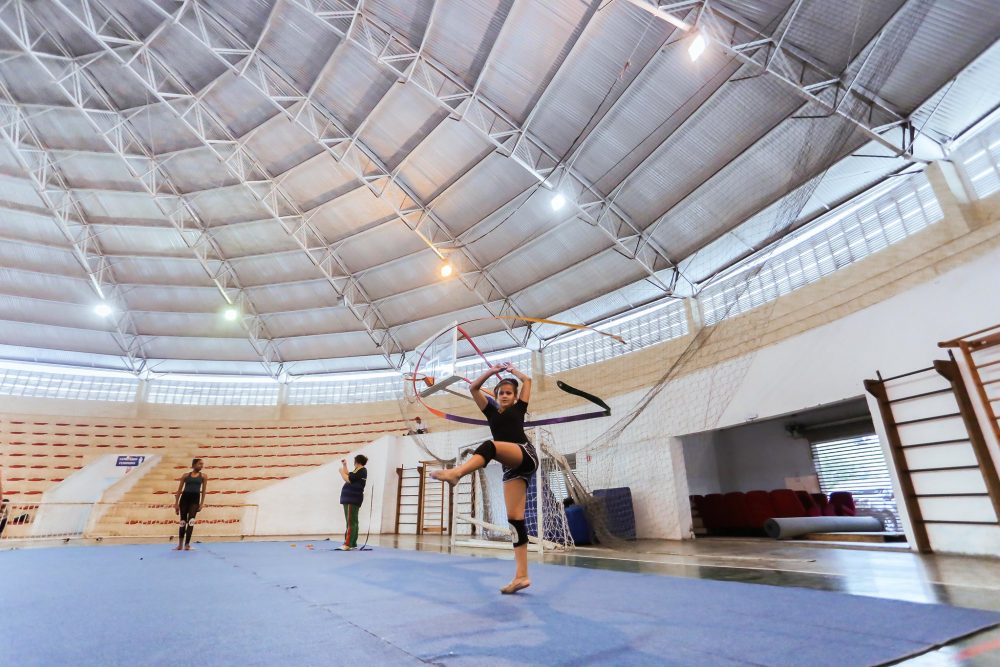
[2, 542, 997, 666]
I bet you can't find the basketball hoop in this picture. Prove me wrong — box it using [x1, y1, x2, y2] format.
[402, 372, 432, 386]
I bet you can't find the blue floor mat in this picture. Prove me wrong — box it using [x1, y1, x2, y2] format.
[2, 542, 997, 666]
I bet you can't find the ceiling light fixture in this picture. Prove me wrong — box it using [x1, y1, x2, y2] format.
[94, 303, 113, 317]
[688, 32, 706, 61]
[223, 306, 239, 321]
[550, 193, 567, 211]
[439, 262, 454, 278]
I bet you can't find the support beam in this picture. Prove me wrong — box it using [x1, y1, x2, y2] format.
[625, 0, 940, 158]
[44, 0, 411, 366]
[290, 0, 678, 293]
[132, 0, 528, 349]
[0, 2, 286, 377]
[0, 83, 147, 372]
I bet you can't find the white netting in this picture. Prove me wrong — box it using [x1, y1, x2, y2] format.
[450, 429, 573, 551]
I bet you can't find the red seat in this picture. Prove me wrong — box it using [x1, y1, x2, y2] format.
[722, 492, 753, 532]
[769, 489, 806, 517]
[796, 491, 822, 517]
[829, 491, 857, 516]
[702, 494, 726, 532]
[811, 493, 834, 516]
[745, 490, 775, 529]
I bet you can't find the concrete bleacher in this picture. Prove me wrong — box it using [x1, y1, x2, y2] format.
[1, 413, 407, 539]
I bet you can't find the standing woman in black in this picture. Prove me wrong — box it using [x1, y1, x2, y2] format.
[432, 362, 536, 594]
[173, 458, 207, 551]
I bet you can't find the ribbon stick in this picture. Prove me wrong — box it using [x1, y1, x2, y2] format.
[410, 316, 623, 426]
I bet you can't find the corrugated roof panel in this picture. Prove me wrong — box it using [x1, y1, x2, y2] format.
[396, 118, 493, 202]
[160, 148, 240, 194]
[525, 0, 675, 157]
[0, 57, 76, 106]
[478, 0, 586, 124]
[311, 44, 398, 133]
[367, 0, 433, 45]
[911, 39, 1000, 143]
[23, 106, 122, 153]
[422, 0, 511, 86]
[377, 280, 485, 327]
[211, 220, 305, 258]
[780, 0, 904, 73]
[0, 286, 93, 320]
[52, 154, 147, 193]
[142, 335, 262, 362]
[650, 115, 869, 259]
[241, 115, 326, 176]
[513, 251, 646, 318]
[277, 331, 388, 361]
[155, 20, 232, 91]
[489, 228, 612, 295]
[90, 224, 192, 258]
[611, 69, 798, 223]
[714, 0, 792, 32]
[572, 42, 746, 192]
[127, 105, 208, 155]
[130, 311, 247, 338]
[307, 186, 400, 243]
[358, 252, 447, 302]
[0, 175, 45, 210]
[864, 0, 1000, 114]
[0, 210, 67, 247]
[187, 187, 270, 225]
[0, 241, 80, 276]
[112, 256, 217, 287]
[245, 280, 341, 313]
[79, 190, 170, 224]
[0, 319, 124, 356]
[337, 223, 430, 273]
[358, 84, 450, 168]
[121, 284, 224, 313]
[228, 252, 321, 287]
[197, 74, 278, 138]
[262, 308, 360, 338]
[431, 153, 540, 237]
[274, 152, 361, 211]
[256, 2, 337, 92]
[0, 268, 93, 304]
[460, 190, 572, 264]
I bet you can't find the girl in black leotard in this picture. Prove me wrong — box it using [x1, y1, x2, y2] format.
[173, 458, 207, 551]
[432, 362, 536, 594]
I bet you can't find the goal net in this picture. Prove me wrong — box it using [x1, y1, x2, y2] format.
[450, 428, 574, 552]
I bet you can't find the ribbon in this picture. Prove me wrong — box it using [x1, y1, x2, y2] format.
[409, 317, 622, 426]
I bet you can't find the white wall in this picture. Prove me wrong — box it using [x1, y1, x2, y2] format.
[714, 420, 818, 492]
[681, 432, 722, 495]
[32, 454, 152, 537]
[246, 436, 408, 538]
[243, 246, 1000, 546]
[717, 248, 1000, 429]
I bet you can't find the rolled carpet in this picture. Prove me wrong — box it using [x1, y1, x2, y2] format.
[765, 515, 883, 539]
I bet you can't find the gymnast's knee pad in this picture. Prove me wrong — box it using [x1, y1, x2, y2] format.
[178, 520, 187, 528]
[509, 519, 527, 547]
[473, 439, 497, 465]
[186, 518, 196, 526]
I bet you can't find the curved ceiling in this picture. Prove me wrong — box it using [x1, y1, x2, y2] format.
[0, 0, 996, 377]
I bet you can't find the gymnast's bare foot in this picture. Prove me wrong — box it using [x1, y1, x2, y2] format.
[430, 468, 460, 488]
[173, 544, 183, 551]
[500, 577, 531, 594]
[184, 544, 194, 551]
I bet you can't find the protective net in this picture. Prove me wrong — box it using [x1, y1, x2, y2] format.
[397, 0, 932, 552]
[450, 428, 574, 551]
